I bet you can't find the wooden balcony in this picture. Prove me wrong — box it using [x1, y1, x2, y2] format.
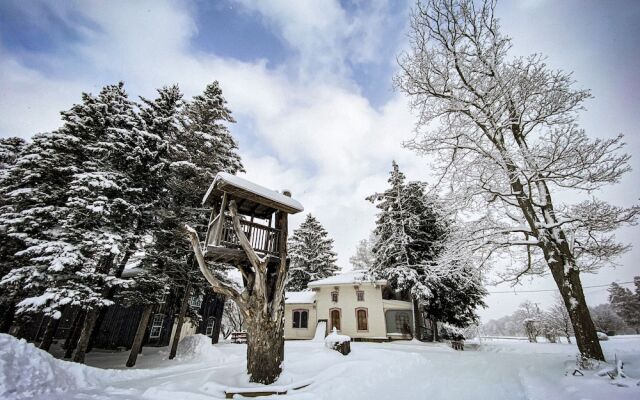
[204, 214, 281, 264]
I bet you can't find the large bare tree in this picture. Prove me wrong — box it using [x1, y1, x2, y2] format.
[396, 0, 638, 361]
[186, 200, 288, 384]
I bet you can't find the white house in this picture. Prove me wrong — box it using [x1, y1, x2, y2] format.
[284, 271, 414, 341]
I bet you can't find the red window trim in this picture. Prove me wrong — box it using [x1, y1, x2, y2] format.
[355, 307, 369, 332]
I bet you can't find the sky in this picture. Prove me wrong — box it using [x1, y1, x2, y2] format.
[1, 0, 638, 321]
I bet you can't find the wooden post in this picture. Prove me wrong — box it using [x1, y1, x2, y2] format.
[212, 192, 228, 246]
[204, 202, 218, 247]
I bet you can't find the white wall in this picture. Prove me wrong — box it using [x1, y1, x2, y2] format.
[314, 283, 387, 339]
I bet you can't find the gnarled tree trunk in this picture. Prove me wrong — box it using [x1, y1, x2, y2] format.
[245, 299, 285, 384]
[187, 200, 290, 385]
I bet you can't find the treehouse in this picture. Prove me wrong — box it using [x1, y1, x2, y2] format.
[201, 172, 304, 266]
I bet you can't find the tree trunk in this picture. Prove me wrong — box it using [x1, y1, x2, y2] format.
[39, 316, 61, 352]
[211, 295, 225, 344]
[64, 311, 85, 358]
[127, 305, 154, 367]
[412, 298, 422, 340]
[87, 243, 137, 352]
[0, 301, 16, 333]
[547, 259, 605, 361]
[433, 320, 439, 342]
[73, 310, 99, 363]
[169, 283, 191, 360]
[245, 308, 284, 385]
[566, 334, 571, 344]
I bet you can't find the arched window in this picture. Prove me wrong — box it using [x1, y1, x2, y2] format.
[330, 308, 341, 331]
[292, 309, 309, 329]
[205, 317, 216, 337]
[356, 308, 368, 331]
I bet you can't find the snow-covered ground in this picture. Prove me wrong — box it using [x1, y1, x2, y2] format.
[2, 333, 640, 400]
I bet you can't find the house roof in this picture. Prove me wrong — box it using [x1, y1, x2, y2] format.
[285, 291, 316, 304]
[202, 172, 304, 217]
[307, 271, 386, 288]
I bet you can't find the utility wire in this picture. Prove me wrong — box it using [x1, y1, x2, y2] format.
[487, 281, 635, 294]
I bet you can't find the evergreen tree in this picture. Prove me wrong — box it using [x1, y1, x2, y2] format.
[608, 280, 640, 333]
[286, 214, 338, 291]
[367, 162, 485, 337]
[0, 137, 26, 332]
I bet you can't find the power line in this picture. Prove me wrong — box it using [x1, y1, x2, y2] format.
[487, 281, 635, 294]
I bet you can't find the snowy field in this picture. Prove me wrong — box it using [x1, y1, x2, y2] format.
[2, 333, 640, 400]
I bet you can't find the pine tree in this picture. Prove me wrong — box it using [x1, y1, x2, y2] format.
[367, 162, 485, 338]
[0, 137, 26, 332]
[286, 214, 338, 291]
[608, 281, 640, 333]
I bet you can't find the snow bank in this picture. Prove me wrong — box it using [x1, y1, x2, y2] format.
[174, 334, 240, 364]
[0, 334, 98, 399]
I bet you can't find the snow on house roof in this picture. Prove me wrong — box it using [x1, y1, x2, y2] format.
[307, 271, 386, 287]
[285, 291, 316, 304]
[202, 172, 304, 214]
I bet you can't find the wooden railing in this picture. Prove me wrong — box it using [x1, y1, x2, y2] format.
[213, 215, 280, 256]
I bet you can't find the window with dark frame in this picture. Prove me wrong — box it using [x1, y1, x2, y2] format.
[356, 290, 364, 301]
[292, 309, 309, 329]
[149, 314, 164, 338]
[357, 308, 368, 331]
[205, 317, 216, 336]
[331, 291, 339, 302]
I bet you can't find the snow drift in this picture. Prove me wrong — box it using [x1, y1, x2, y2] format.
[0, 334, 99, 399]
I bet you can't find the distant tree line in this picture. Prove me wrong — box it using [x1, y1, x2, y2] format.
[482, 277, 640, 340]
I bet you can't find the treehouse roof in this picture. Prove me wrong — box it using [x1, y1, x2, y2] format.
[202, 172, 304, 218]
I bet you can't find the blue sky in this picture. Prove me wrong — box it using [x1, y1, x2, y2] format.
[1, 0, 639, 319]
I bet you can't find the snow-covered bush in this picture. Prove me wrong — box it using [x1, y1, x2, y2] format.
[440, 324, 465, 340]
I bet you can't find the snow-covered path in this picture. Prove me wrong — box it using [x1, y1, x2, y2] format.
[3, 334, 640, 400]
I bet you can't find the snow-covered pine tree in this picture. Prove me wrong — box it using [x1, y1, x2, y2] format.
[151, 82, 244, 358]
[367, 162, 436, 299]
[0, 137, 26, 332]
[367, 162, 485, 339]
[608, 281, 640, 333]
[0, 83, 153, 359]
[286, 214, 338, 291]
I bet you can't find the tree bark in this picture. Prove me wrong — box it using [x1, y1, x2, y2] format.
[64, 311, 85, 358]
[0, 301, 16, 333]
[39, 316, 61, 352]
[211, 295, 225, 344]
[412, 298, 422, 340]
[169, 283, 191, 360]
[73, 310, 99, 363]
[127, 305, 154, 367]
[245, 304, 285, 384]
[548, 261, 604, 360]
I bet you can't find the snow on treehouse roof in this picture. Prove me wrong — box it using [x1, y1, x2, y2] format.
[307, 271, 386, 287]
[285, 291, 317, 304]
[202, 172, 304, 216]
